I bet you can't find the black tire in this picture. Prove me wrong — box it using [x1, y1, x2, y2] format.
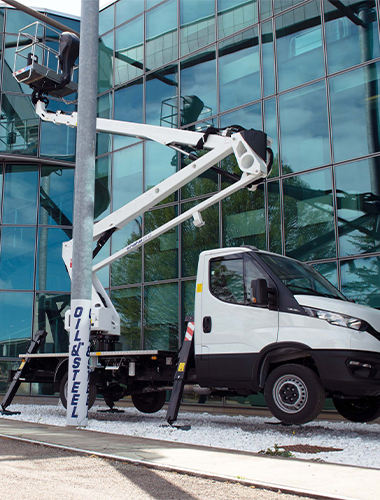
[59, 372, 97, 410]
[264, 364, 325, 425]
[333, 396, 380, 423]
[132, 391, 166, 414]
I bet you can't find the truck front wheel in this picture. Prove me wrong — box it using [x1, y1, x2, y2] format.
[132, 391, 166, 413]
[333, 396, 380, 423]
[59, 372, 97, 410]
[264, 364, 325, 425]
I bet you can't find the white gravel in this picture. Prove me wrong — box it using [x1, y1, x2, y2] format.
[1, 403, 380, 470]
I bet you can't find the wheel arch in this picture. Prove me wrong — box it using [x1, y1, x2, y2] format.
[54, 358, 68, 391]
[252, 342, 319, 391]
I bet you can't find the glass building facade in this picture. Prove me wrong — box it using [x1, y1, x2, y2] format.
[1, 0, 380, 407]
[0, 7, 79, 395]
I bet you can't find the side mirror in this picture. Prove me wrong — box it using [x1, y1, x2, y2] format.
[251, 278, 268, 306]
[251, 278, 277, 308]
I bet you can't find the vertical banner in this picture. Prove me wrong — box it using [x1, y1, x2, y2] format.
[66, 299, 91, 427]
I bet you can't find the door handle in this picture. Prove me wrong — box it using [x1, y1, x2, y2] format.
[203, 316, 212, 333]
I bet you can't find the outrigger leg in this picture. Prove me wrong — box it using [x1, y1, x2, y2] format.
[1, 330, 47, 415]
[166, 321, 195, 426]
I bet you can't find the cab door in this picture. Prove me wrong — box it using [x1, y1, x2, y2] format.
[200, 252, 279, 386]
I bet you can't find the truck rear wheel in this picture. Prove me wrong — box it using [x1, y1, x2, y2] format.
[59, 372, 97, 410]
[264, 364, 325, 425]
[132, 391, 166, 413]
[333, 396, 380, 423]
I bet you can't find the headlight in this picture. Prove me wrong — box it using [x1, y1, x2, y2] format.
[303, 307, 367, 331]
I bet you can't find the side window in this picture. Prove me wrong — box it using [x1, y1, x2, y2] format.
[244, 257, 270, 305]
[210, 258, 244, 304]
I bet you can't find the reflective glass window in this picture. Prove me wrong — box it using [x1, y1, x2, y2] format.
[259, 0, 272, 20]
[3, 164, 38, 224]
[0, 227, 36, 289]
[97, 102, 111, 158]
[115, 16, 143, 86]
[147, 0, 164, 8]
[180, 49, 216, 124]
[99, 4, 114, 34]
[182, 202, 219, 277]
[116, 0, 143, 25]
[48, 15, 79, 34]
[39, 166, 74, 227]
[98, 33, 114, 93]
[111, 220, 142, 286]
[144, 282, 179, 350]
[40, 101, 76, 162]
[111, 287, 141, 350]
[222, 188, 265, 249]
[268, 180, 282, 254]
[95, 155, 111, 220]
[5, 8, 35, 34]
[145, 141, 177, 204]
[220, 102, 261, 130]
[335, 157, 380, 257]
[274, 0, 308, 14]
[180, 0, 215, 57]
[0, 292, 33, 357]
[114, 79, 143, 150]
[340, 256, 380, 308]
[34, 293, 70, 354]
[0, 9, 4, 32]
[279, 82, 330, 173]
[264, 98, 279, 177]
[283, 169, 335, 261]
[144, 205, 178, 282]
[262, 20, 275, 97]
[0, 94, 38, 155]
[146, 65, 178, 127]
[330, 63, 380, 163]
[1, 360, 19, 393]
[217, 0, 258, 39]
[182, 280, 195, 336]
[312, 262, 338, 289]
[146, 0, 178, 71]
[113, 143, 143, 210]
[97, 93, 112, 156]
[324, 0, 379, 75]
[219, 28, 260, 113]
[276, 3, 324, 91]
[36, 227, 72, 292]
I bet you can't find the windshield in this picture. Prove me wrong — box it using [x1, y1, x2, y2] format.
[258, 253, 347, 300]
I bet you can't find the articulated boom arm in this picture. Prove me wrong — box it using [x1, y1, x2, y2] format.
[34, 100, 272, 336]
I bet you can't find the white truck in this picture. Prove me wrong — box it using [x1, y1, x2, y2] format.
[2, 26, 380, 426]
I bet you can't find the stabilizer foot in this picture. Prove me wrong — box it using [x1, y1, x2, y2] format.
[97, 408, 124, 413]
[1, 409, 21, 416]
[160, 422, 191, 431]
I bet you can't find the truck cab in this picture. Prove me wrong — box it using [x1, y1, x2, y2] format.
[194, 246, 380, 424]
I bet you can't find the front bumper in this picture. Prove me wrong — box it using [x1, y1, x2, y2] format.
[313, 350, 380, 397]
